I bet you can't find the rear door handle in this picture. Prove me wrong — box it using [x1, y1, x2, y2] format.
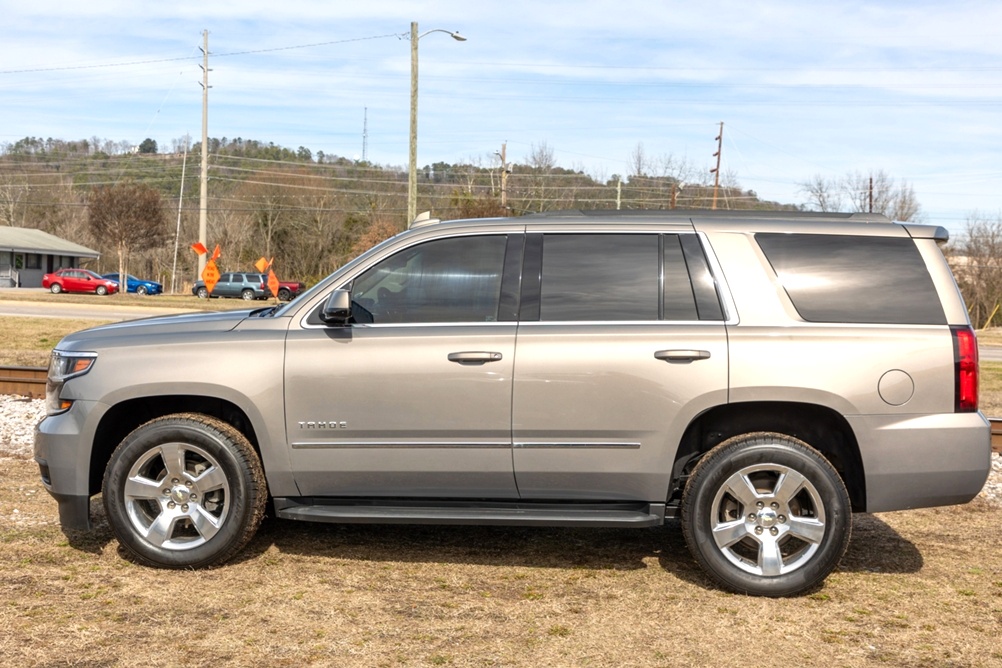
[654, 349, 711, 363]
[448, 351, 503, 365]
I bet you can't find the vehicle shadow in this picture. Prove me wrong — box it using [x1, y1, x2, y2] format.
[236, 510, 923, 584]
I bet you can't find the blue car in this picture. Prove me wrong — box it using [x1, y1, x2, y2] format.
[101, 273, 163, 295]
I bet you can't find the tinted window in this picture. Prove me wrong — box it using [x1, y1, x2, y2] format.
[756, 233, 946, 325]
[540, 234, 658, 321]
[351, 235, 507, 324]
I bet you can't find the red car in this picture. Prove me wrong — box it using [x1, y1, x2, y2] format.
[42, 268, 119, 295]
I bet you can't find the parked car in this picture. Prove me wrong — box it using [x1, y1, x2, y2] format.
[35, 210, 991, 597]
[101, 273, 162, 295]
[270, 279, 306, 302]
[41, 268, 119, 295]
[192, 272, 269, 300]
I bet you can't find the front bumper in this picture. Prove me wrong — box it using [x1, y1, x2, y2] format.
[33, 400, 106, 531]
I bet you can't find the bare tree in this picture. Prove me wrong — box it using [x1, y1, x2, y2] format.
[952, 214, 1002, 328]
[0, 171, 29, 226]
[799, 169, 922, 221]
[799, 174, 844, 212]
[88, 181, 168, 289]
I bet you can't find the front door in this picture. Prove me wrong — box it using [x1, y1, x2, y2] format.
[285, 234, 521, 498]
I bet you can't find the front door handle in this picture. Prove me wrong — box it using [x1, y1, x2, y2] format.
[654, 349, 711, 363]
[448, 351, 503, 365]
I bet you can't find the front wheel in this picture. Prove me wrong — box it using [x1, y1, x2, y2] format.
[196, 286, 209, 299]
[680, 432, 851, 597]
[136, 285, 148, 295]
[102, 414, 267, 569]
[96, 285, 108, 296]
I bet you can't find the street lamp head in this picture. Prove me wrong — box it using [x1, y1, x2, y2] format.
[449, 31, 467, 42]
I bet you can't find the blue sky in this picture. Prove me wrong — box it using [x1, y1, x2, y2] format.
[1, 1, 1000, 236]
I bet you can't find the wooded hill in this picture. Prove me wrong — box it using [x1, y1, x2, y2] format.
[0, 136, 797, 288]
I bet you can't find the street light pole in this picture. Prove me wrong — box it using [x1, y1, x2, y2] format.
[408, 22, 465, 224]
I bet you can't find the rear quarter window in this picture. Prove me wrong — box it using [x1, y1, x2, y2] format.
[755, 233, 946, 325]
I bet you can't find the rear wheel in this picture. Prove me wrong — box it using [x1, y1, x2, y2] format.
[680, 432, 851, 597]
[50, 283, 62, 294]
[277, 287, 292, 301]
[102, 413, 267, 569]
[241, 289, 254, 300]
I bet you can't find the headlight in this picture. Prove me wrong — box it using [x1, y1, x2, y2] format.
[45, 350, 97, 416]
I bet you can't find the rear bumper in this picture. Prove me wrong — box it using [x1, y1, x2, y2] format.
[850, 412, 991, 512]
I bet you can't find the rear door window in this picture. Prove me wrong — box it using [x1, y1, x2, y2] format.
[523, 233, 723, 322]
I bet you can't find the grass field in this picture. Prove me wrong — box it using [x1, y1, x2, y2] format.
[0, 457, 1000, 668]
[1, 295, 1001, 666]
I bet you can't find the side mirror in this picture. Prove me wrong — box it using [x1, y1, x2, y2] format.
[320, 289, 352, 326]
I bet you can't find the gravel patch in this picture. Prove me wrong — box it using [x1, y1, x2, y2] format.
[2, 394, 1000, 505]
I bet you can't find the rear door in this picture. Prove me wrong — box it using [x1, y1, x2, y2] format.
[512, 232, 730, 502]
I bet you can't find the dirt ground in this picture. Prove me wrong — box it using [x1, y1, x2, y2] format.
[1, 455, 1000, 668]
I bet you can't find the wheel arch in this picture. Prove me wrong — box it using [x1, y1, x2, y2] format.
[89, 395, 261, 496]
[670, 401, 866, 512]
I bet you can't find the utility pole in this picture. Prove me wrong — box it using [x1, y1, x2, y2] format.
[710, 122, 723, 210]
[498, 142, 510, 211]
[616, 176, 622, 210]
[868, 175, 874, 213]
[198, 30, 211, 278]
[362, 107, 368, 162]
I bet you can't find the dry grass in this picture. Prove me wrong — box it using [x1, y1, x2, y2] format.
[0, 317, 115, 367]
[1, 458, 1000, 667]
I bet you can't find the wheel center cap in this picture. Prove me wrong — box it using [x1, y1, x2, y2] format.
[758, 508, 778, 527]
[170, 486, 189, 504]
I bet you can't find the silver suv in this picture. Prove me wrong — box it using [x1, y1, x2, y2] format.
[34, 211, 991, 596]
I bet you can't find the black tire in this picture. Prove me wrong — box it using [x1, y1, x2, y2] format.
[680, 432, 851, 597]
[96, 285, 108, 296]
[196, 286, 209, 299]
[277, 287, 291, 301]
[241, 289, 255, 300]
[136, 285, 148, 295]
[102, 413, 267, 569]
[50, 283, 62, 294]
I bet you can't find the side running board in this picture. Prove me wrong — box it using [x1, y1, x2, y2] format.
[273, 498, 667, 528]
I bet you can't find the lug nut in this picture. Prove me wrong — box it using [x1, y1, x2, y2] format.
[756, 501, 764, 508]
[167, 502, 175, 509]
[771, 502, 779, 509]
[181, 504, 189, 512]
[747, 514, 757, 522]
[172, 478, 179, 484]
[185, 481, 193, 488]
[770, 527, 779, 536]
[163, 489, 170, 495]
[778, 515, 786, 524]
[755, 526, 763, 535]
[190, 493, 197, 500]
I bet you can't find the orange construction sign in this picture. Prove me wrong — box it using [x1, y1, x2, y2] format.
[254, 256, 273, 273]
[201, 259, 220, 294]
[267, 268, 280, 301]
[191, 242, 208, 256]
[211, 244, 221, 261]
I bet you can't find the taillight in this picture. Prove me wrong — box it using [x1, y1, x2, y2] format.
[951, 325, 978, 412]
